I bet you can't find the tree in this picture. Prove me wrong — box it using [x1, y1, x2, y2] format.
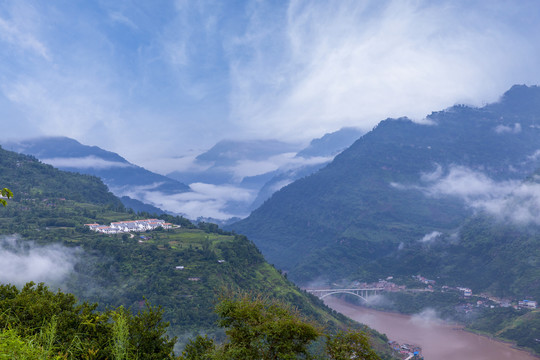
[216, 293, 321, 360]
[0, 282, 177, 359]
[181, 293, 382, 360]
[0, 187, 12, 206]
[180, 335, 215, 360]
[325, 330, 381, 360]
[181, 293, 321, 360]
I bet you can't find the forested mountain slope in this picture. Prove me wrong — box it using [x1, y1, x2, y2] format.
[2, 137, 190, 210]
[0, 146, 394, 357]
[231, 85, 540, 283]
[0, 145, 121, 207]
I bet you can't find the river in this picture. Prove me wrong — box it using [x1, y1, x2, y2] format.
[324, 297, 539, 360]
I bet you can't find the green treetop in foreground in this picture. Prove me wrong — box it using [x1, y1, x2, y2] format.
[180, 292, 381, 360]
[0, 282, 176, 359]
[0, 283, 381, 359]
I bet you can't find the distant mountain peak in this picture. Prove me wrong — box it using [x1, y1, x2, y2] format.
[195, 139, 301, 164]
[488, 84, 540, 115]
[1, 136, 190, 215]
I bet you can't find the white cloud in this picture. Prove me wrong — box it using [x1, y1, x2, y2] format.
[398, 165, 540, 226]
[470, 182, 540, 225]
[2, 70, 126, 144]
[365, 294, 394, 308]
[146, 154, 210, 175]
[420, 165, 518, 200]
[410, 308, 445, 327]
[0, 235, 79, 287]
[268, 179, 293, 193]
[0, 1, 50, 59]
[527, 150, 540, 161]
[130, 153, 334, 219]
[495, 123, 521, 134]
[41, 156, 132, 169]
[3, 0, 540, 174]
[231, 153, 332, 181]
[420, 164, 443, 182]
[420, 231, 442, 243]
[118, 182, 256, 220]
[229, 0, 540, 142]
[108, 11, 138, 30]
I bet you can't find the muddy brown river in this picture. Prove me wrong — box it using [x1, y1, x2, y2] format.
[324, 297, 539, 360]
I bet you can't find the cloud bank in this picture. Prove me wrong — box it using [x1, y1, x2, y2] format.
[396, 164, 540, 226]
[231, 154, 331, 181]
[118, 182, 256, 220]
[41, 156, 133, 169]
[0, 235, 79, 287]
[410, 308, 445, 327]
[229, 1, 540, 143]
[2, 1, 540, 173]
[152, 152, 334, 219]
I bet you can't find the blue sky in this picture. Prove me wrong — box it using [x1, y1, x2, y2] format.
[2, 0, 540, 174]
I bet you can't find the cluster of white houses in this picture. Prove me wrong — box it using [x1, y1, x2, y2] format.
[85, 219, 173, 234]
[518, 299, 538, 309]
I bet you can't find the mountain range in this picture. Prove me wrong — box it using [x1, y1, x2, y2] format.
[0, 145, 395, 357]
[230, 85, 540, 286]
[3, 128, 364, 221]
[3, 84, 540, 356]
[2, 136, 189, 214]
[227, 85, 540, 353]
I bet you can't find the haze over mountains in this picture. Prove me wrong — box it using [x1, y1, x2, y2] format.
[4, 84, 540, 356]
[4, 1, 540, 357]
[0, 144, 399, 356]
[2, 127, 363, 221]
[230, 85, 540, 288]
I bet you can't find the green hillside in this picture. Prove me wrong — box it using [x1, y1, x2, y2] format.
[468, 307, 540, 355]
[0, 146, 122, 207]
[231, 85, 540, 284]
[229, 85, 540, 355]
[0, 146, 395, 358]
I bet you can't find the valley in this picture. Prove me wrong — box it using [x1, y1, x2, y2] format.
[2, 2, 540, 358]
[325, 297, 539, 360]
[3, 85, 540, 357]
[2, 86, 540, 357]
[0, 146, 396, 358]
[228, 85, 540, 356]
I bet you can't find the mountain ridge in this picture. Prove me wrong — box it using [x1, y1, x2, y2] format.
[2, 136, 190, 214]
[0, 145, 395, 358]
[230, 84, 540, 283]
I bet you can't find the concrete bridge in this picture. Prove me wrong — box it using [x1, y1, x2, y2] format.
[305, 288, 384, 302]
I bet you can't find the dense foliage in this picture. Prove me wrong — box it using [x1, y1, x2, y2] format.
[376, 216, 540, 300]
[180, 293, 381, 360]
[0, 283, 383, 360]
[0, 146, 121, 206]
[0, 282, 176, 359]
[0, 187, 12, 207]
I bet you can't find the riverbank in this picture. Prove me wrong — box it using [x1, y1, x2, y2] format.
[324, 297, 539, 360]
[462, 327, 540, 359]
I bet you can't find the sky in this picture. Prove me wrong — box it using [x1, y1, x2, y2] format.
[2, 0, 540, 174]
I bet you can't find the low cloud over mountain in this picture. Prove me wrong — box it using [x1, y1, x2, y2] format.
[397, 164, 540, 226]
[0, 235, 79, 287]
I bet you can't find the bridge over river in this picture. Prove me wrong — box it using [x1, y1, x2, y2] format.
[305, 288, 384, 302]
